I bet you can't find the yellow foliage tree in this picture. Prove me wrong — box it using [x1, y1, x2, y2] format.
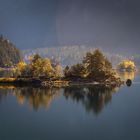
[54, 64, 62, 78]
[31, 56, 54, 78]
[15, 61, 27, 76]
[17, 61, 27, 72]
[118, 60, 136, 71]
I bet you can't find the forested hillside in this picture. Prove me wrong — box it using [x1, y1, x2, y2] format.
[22, 46, 126, 67]
[0, 36, 22, 67]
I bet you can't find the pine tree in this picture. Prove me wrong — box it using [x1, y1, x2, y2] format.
[83, 49, 113, 81]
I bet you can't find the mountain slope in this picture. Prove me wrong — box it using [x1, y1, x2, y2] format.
[0, 36, 22, 67]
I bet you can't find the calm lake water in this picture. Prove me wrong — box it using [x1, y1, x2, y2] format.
[0, 72, 140, 140]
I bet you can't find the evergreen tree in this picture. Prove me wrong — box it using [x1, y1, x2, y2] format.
[64, 66, 70, 78]
[83, 49, 113, 81]
[64, 64, 85, 79]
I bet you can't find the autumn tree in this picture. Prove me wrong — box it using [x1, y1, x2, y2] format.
[83, 49, 114, 81]
[83, 49, 104, 78]
[17, 54, 62, 79]
[117, 60, 136, 71]
[16, 61, 27, 72]
[13, 61, 27, 77]
[63, 49, 116, 81]
[20, 64, 32, 77]
[31, 54, 41, 63]
[104, 57, 112, 70]
[53, 64, 62, 78]
[51, 58, 62, 78]
[30, 55, 54, 78]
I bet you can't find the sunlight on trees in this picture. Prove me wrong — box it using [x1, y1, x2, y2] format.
[16, 54, 62, 79]
[14, 50, 121, 83]
[118, 60, 136, 71]
[31, 56, 54, 77]
[17, 61, 27, 72]
[64, 49, 119, 82]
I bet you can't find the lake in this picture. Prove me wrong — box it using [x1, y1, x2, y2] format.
[0, 72, 140, 140]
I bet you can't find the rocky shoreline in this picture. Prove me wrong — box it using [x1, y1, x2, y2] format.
[0, 77, 124, 88]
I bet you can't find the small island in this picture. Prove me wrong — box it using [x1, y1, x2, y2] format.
[0, 37, 123, 88]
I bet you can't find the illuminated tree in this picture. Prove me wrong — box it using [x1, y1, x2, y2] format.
[83, 49, 113, 80]
[16, 61, 27, 72]
[63, 49, 118, 82]
[30, 55, 54, 78]
[117, 60, 136, 71]
[54, 64, 62, 78]
[13, 61, 27, 77]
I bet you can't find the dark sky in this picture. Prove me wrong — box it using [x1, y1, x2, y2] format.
[0, 0, 140, 53]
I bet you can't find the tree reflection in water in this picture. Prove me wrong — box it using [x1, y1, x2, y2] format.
[0, 85, 120, 114]
[0, 87, 61, 111]
[64, 86, 119, 114]
[118, 72, 135, 81]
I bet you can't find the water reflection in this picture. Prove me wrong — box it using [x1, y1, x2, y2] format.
[0, 87, 61, 110]
[64, 86, 119, 114]
[118, 72, 135, 81]
[0, 85, 120, 114]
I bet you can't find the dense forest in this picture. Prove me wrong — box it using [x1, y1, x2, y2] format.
[0, 35, 22, 67]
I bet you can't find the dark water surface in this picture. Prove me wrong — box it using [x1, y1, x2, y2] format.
[0, 73, 140, 140]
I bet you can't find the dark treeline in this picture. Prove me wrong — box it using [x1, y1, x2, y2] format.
[0, 35, 22, 67]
